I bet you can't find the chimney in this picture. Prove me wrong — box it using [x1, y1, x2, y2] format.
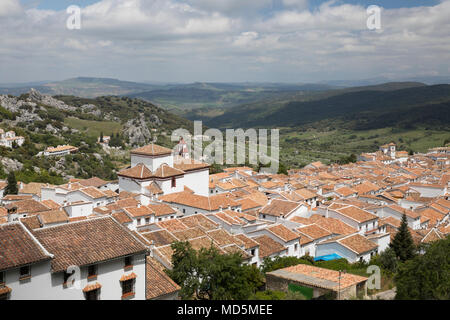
[219, 206, 223, 212]
[137, 203, 141, 208]
[149, 240, 155, 257]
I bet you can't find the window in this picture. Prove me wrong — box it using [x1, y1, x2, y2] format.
[294, 244, 298, 251]
[124, 256, 133, 269]
[145, 217, 150, 224]
[251, 249, 255, 256]
[262, 214, 266, 219]
[122, 279, 135, 298]
[0, 271, 4, 285]
[19, 266, 31, 280]
[158, 218, 162, 222]
[171, 177, 176, 188]
[183, 209, 186, 214]
[85, 289, 99, 300]
[63, 271, 74, 286]
[87, 265, 97, 279]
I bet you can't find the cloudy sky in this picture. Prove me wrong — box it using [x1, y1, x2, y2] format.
[1, 0, 449, 83]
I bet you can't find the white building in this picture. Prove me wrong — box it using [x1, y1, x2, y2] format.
[0, 129, 25, 148]
[0, 217, 150, 300]
[315, 233, 379, 263]
[118, 144, 210, 198]
[38, 145, 78, 157]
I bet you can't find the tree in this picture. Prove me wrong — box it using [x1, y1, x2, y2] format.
[395, 236, 450, 300]
[99, 132, 104, 143]
[390, 214, 416, 262]
[4, 171, 18, 195]
[209, 163, 222, 175]
[377, 247, 398, 273]
[109, 133, 123, 148]
[261, 256, 313, 274]
[166, 241, 263, 300]
[277, 162, 288, 175]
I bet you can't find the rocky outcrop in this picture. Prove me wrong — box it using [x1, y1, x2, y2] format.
[0, 157, 24, 173]
[0, 95, 36, 113]
[45, 123, 59, 134]
[28, 88, 77, 111]
[81, 104, 101, 117]
[123, 113, 153, 146]
[149, 114, 162, 126]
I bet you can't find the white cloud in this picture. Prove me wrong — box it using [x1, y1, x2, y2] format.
[185, 0, 273, 15]
[0, 0, 448, 82]
[282, 0, 308, 10]
[0, 0, 22, 17]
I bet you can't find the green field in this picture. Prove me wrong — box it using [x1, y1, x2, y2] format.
[64, 117, 123, 139]
[280, 127, 450, 167]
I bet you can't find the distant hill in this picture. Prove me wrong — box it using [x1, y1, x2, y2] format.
[205, 83, 450, 130]
[41, 77, 162, 98]
[0, 77, 159, 98]
[127, 82, 337, 113]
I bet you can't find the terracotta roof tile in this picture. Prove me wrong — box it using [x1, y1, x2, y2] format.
[20, 216, 42, 230]
[309, 215, 358, 236]
[83, 282, 102, 292]
[0, 223, 51, 271]
[334, 205, 378, 223]
[147, 203, 177, 217]
[172, 227, 207, 241]
[124, 206, 154, 218]
[267, 224, 301, 242]
[112, 211, 133, 225]
[146, 256, 180, 299]
[33, 217, 147, 272]
[260, 199, 301, 217]
[296, 224, 332, 240]
[157, 219, 188, 232]
[173, 158, 210, 172]
[207, 229, 244, 247]
[140, 230, 178, 247]
[5, 199, 50, 215]
[38, 210, 69, 225]
[235, 234, 259, 250]
[131, 144, 172, 156]
[178, 215, 219, 231]
[252, 235, 287, 258]
[160, 192, 239, 212]
[269, 264, 367, 290]
[40, 199, 61, 210]
[118, 163, 153, 179]
[322, 234, 378, 255]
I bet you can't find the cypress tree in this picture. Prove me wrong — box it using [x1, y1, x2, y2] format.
[4, 171, 18, 196]
[99, 132, 104, 143]
[390, 213, 416, 262]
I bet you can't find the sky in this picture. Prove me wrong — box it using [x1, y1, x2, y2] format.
[0, 0, 449, 83]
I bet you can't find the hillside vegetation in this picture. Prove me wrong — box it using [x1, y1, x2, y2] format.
[206, 84, 450, 129]
[0, 91, 194, 183]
